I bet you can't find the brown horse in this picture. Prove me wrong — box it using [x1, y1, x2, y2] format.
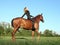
[11, 14, 44, 40]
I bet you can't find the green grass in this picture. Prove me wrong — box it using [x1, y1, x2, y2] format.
[0, 36, 60, 45]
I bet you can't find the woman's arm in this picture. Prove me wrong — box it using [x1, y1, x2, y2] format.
[21, 13, 25, 18]
[30, 15, 34, 17]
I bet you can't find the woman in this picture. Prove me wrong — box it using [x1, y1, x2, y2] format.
[21, 7, 35, 30]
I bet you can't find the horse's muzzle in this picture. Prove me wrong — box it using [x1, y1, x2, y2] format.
[41, 20, 44, 23]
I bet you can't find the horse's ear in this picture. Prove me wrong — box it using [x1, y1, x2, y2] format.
[41, 13, 43, 15]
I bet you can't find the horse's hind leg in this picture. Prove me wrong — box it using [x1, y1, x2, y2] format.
[12, 27, 18, 41]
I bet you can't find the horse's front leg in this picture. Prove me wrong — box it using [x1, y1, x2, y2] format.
[12, 28, 17, 41]
[32, 31, 35, 40]
[35, 29, 40, 40]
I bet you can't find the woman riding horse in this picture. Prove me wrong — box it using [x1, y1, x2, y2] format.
[11, 7, 44, 41]
[11, 14, 44, 41]
[21, 7, 35, 30]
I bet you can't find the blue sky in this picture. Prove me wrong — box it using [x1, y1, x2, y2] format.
[0, 0, 60, 34]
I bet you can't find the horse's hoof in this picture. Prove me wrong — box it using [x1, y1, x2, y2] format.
[12, 37, 15, 41]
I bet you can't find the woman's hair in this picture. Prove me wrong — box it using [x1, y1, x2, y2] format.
[24, 7, 28, 11]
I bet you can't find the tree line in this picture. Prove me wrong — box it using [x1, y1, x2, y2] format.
[0, 22, 60, 37]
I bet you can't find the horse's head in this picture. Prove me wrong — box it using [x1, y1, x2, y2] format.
[32, 13, 44, 23]
[38, 13, 44, 23]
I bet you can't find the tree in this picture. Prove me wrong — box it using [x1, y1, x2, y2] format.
[5, 23, 13, 35]
[0, 22, 13, 36]
[43, 29, 53, 37]
[5, 27, 12, 34]
[0, 26, 4, 36]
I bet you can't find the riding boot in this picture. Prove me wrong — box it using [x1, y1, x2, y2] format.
[32, 22, 35, 31]
[29, 18, 35, 31]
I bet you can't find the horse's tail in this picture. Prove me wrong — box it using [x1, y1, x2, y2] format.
[11, 19, 14, 27]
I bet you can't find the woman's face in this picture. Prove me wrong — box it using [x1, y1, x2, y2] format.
[24, 8, 28, 12]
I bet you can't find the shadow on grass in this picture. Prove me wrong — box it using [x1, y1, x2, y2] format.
[15, 37, 28, 40]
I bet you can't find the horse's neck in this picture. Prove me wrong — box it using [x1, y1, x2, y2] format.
[32, 17, 40, 23]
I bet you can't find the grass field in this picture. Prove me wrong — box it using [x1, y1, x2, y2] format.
[0, 36, 60, 45]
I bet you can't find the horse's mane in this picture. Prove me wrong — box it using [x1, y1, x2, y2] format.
[33, 15, 40, 18]
[32, 15, 41, 20]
